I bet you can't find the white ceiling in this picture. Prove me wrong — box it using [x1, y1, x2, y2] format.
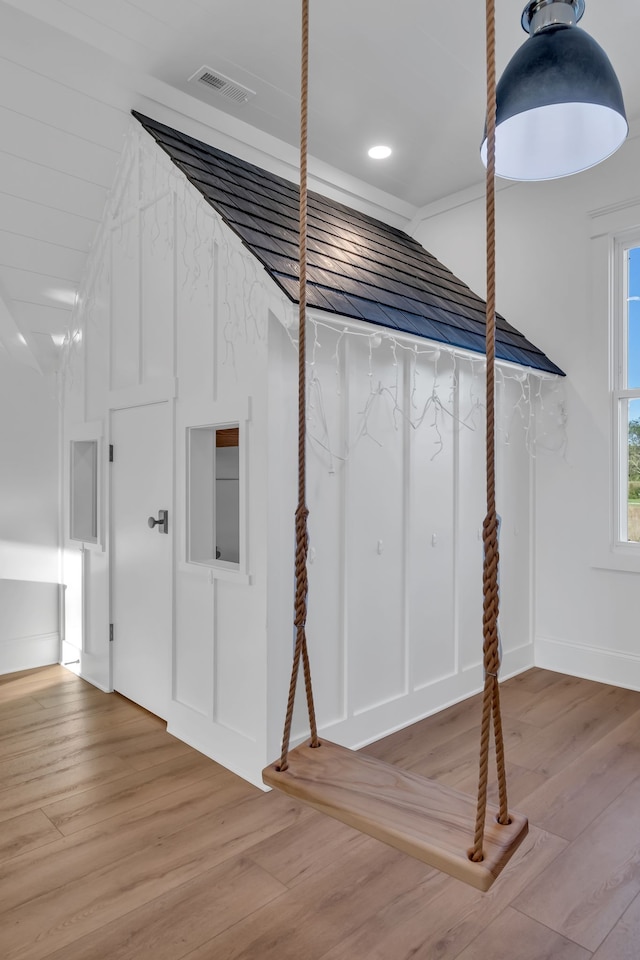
[0, 0, 638, 371]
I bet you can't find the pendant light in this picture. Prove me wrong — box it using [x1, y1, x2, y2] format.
[481, 0, 627, 181]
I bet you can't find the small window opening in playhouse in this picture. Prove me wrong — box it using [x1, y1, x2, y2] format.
[188, 424, 240, 566]
[70, 440, 98, 544]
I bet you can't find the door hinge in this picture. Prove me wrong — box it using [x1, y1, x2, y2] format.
[109, 444, 114, 462]
[109, 623, 114, 643]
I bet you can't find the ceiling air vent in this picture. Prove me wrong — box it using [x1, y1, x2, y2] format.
[188, 67, 256, 105]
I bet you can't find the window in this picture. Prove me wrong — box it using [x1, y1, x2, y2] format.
[70, 440, 98, 543]
[614, 238, 640, 544]
[187, 424, 240, 566]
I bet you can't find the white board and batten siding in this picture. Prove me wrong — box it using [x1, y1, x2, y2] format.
[64, 122, 536, 786]
[266, 319, 535, 768]
[63, 125, 271, 781]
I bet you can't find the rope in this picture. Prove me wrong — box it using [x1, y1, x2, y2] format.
[470, 0, 511, 862]
[278, 0, 319, 771]
[279, 2, 512, 863]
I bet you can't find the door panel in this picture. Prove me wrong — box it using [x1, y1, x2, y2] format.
[111, 401, 172, 719]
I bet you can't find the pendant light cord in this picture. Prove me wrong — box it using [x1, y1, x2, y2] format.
[471, 0, 511, 862]
[278, 0, 319, 772]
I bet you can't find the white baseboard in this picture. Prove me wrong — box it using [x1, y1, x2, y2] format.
[535, 635, 640, 691]
[501, 641, 536, 681]
[0, 632, 59, 675]
[78, 651, 112, 693]
[298, 643, 535, 755]
[168, 701, 268, 791]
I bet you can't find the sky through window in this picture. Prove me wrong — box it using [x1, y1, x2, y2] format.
[628, 247, 640, 390]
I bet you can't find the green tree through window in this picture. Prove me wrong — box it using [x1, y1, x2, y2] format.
[629, 419, 640, 484]
[624, 247, 640, 541]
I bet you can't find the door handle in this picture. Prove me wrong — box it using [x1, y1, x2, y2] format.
[148, 509, 168, 534]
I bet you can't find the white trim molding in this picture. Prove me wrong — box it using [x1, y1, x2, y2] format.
[536, 634, 640, 691]
[0, 632, 59, 675]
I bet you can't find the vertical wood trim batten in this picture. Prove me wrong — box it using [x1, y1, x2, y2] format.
[171, 193, 178, 381]
[81, 546, 88, 655]
[58, 583, 66, 661]
[402, 349, 411, 695]
[241, 399, 251, 581]
[107, 406, 114, 693]
[212, 575, 219, 723]
[529, 406, 537, 656]
[137, 204, 143, 387]
[452, 359, 461, 676]
[212, 239, 219, 403]
[342, 334, 351, 720]
[57, 388, 65, 665]
[135, 134, 143, 388]
[108, 227, 114, 393]
[170, 396, 178, 706]
[82, 295, 88, 426]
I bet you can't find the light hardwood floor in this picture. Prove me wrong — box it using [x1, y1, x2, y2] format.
[1, 665, 640, 959]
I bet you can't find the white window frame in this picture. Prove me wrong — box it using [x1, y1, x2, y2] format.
[67, 420, 104, 552]
[183, 419, 251, 585]
[186, 421, 240, 568]
[612, 231, 640, 548]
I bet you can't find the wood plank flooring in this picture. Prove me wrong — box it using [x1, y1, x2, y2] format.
[1, 665, 640, 959]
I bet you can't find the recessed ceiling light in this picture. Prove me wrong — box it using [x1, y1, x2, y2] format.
[368, 145, 392, 160]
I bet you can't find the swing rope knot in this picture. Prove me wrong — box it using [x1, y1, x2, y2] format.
[294, 504, 310, 630]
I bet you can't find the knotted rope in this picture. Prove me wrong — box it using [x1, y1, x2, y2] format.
[278, 0, 319, 770]
[279, 1, 512, 856]
[470, 0, 511, 862]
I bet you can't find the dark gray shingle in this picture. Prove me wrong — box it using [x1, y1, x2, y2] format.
[133, 111, 563, 377]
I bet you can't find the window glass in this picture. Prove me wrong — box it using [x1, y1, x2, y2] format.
[70, 440, 98, 543]
[627, 398, 640, 543]
[187, 424, 240, 566]
[616, 240, 640, 545]
[627, 246, 640, 389]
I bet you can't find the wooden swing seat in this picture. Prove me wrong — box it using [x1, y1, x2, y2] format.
[263, 739, 528, 892]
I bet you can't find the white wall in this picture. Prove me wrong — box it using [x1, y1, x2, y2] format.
[413, 128, 640, 690]
[0, 352, 60, 673]
[0, 354, 59, 581]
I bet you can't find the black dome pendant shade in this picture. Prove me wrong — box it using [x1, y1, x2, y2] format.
[481, 0, 628, 181]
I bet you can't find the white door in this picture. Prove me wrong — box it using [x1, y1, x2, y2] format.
[111, 401, 172, 719]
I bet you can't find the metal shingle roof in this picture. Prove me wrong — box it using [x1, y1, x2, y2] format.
[133, 111, 564, 377]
